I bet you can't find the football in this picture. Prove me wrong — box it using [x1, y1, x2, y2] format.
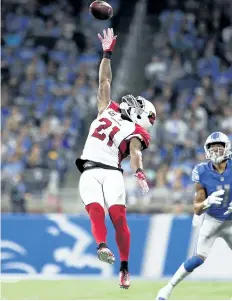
[89, 1, 113, 20]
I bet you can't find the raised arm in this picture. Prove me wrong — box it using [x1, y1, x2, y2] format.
[97, 28, 117, 114]
[97, 58, 112, 114]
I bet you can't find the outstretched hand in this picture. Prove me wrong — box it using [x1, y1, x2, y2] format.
[98, 28, 117, 52]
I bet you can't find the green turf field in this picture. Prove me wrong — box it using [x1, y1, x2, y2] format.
[1, 279, 232, 300]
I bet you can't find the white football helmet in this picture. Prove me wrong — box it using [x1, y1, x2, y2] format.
[204, 132, 231, 164]
[120, 95, 156, 129]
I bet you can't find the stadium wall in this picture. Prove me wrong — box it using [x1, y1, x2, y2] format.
[1, 214, 232, 280]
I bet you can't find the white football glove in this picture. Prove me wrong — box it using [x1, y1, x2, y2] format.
[224, 201, 232, 215]
[98, 28, 117, 52]
[203, 189, 225, 209]
[134, 168, 149, 195]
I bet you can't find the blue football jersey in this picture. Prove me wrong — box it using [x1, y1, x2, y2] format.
[192, 159, 232, 221]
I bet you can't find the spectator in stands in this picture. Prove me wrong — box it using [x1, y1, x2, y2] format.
[25, 144, 46, 169]
[10, 174, 27, 213]
[164, 110, 188, 146]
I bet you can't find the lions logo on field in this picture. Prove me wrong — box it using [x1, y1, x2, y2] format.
[1, 215, 113, 276]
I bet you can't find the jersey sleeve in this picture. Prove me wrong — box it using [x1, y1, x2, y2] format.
[125, 124, 151, 150]
[192, 164, 205, 184]
[108, 101, 120, 112]
[192, 165, 200, 183]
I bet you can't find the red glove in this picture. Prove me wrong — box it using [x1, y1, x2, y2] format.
[134, 168, 149, 195]
[98, 28, 117, 52]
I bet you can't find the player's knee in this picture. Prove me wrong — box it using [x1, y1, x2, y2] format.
[109, 205, 127, 226]
[86, 202, 105, 219]
[184, 255, 204, 272]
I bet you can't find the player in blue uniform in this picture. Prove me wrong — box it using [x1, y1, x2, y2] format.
[156, 132, 232, 300]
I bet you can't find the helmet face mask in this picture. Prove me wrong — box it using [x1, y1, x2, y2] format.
[120, 94, 138, 121]
[120, 95, 156, 129]
[207, 143, 225, 164]
[204, 132, 231, 164]
[121, 94, 138, 109]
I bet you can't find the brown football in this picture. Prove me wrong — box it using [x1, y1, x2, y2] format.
[89, 1, 113, 20]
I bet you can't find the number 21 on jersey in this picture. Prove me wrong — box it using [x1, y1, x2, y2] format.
[92, 117, 120, 147]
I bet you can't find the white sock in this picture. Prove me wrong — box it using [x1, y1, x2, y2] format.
[168, 263, 191, 287]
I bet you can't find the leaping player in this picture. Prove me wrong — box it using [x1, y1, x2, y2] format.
[156, 132, 232, 299]
[76, 28, 156, 289]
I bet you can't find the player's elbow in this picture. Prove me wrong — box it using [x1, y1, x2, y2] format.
[130, 149, 142, 171]
[130, 145, 142, 159]
[130, 150, 140, 162]
[99, 78, 111, 86]
[194, 209, 201, 216]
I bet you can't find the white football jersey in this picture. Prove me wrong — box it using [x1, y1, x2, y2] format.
[79, 101, 150, 169]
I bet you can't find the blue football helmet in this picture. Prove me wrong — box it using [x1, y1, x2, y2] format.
[204, 132, 231, 164]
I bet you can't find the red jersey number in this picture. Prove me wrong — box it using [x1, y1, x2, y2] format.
[92, 118, 120, 147]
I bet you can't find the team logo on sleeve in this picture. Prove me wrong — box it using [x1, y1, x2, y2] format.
[192, 167, 200, 182]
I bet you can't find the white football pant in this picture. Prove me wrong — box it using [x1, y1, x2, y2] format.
[79, 169, 126, 208]
[194, 213, 232, 258]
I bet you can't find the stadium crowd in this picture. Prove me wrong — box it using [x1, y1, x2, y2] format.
[1, 0, 232, 212]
